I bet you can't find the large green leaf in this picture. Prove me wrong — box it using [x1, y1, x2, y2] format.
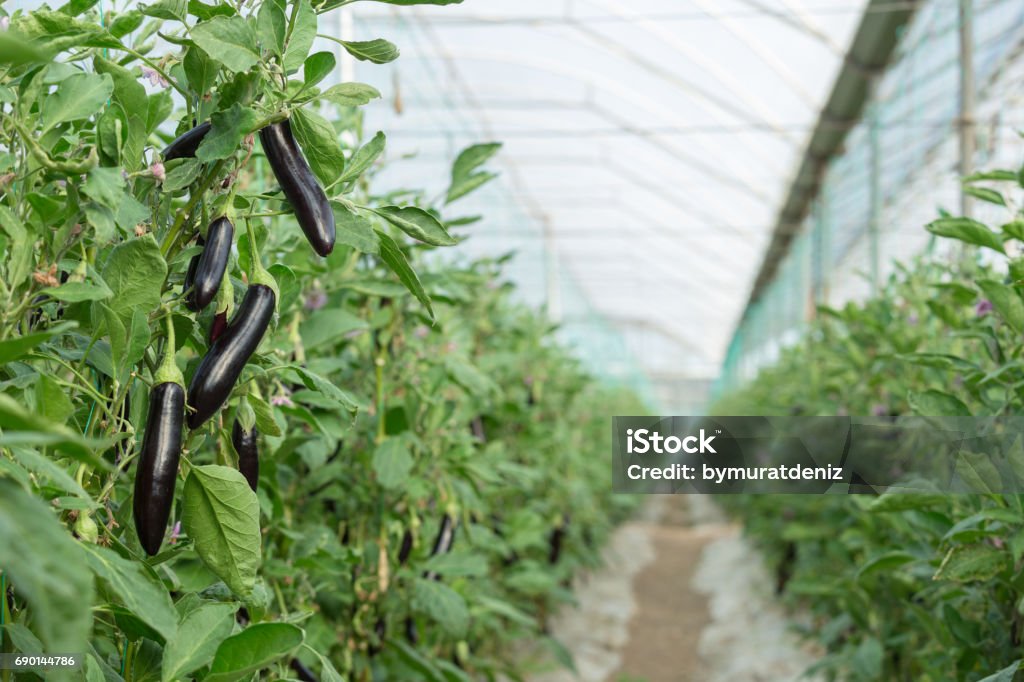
[0, 321, 76, 364]
[340, 38, 399, 64]
[337, 131, 385, 185]
[0, 478, 94, 655]
[290, 108, 345, 186]
[101, 234, 168, 327]
[196, 103, 259, 162]
[282, 0, 316, 73]
[191, 16, 260, 72]
[81, 544, 177, 643]
[319, 82, 380, 107]
[330, 203, 380, 253]
[161, 602, 237, 682]
[182, 465, 261, 599]
[977, 279, 1024, 333]
[0, 394, 109, 469]
[373, 437, 414, 489]
[41, 71, 113, 132]
[413, 578, 468, 637]
[375, 229, 433, 318]
[205, 623, 304, 682]
[446, 142, 501, 204]
[907, 389, 970, 417]
[926, 216, 1005, 254]
[373, 206, 455, 246]
[934, 543, 1008, 582]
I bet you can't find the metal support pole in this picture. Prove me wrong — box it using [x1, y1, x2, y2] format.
[868, 102, 881, 294]
[958, 0, 976, 217]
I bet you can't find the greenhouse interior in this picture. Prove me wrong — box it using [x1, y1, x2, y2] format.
[3, 0, 1024, 680]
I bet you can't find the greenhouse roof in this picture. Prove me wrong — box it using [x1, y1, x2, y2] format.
[335, 0, 878, 390]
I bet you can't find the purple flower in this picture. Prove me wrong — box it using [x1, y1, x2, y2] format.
[140, 66, 169, 88]
[150, 162, 165, 182]
[872, 403, 889, 417]
[271, 395, 294, 407]
[169, 521, 181, 544]
[304, 290, 327, 311]
[976, 299, 993, 316]
[0, 16, 10, 31]
[907, 313, 919, 326]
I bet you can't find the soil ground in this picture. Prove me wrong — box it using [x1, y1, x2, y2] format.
[528, 496, 821, 682]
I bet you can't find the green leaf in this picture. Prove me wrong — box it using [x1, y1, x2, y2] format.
[284, 365, 361, 413]
[330, 203, 380, 254]
[282, 0, 316, 73]
[161, 602, 237, 682]
[319, 82, 380, 107]
[191, 16, 260, 73]
[374, 206, 455, 246]
[422, 552, 487, 578]
[196, 103, 258, 162]
[36, 374, 75, 425]
[907, 389, 970, 417]
[299, 308, 368, 350]
[248, 393, 282, 437]
[0, 205, 32, 289]
[934, 543, 1008, 582]
[303, 51, 335, 88]
[952, 451, 1003, 493]
[337, 131, 385, 185]
[290, 108, 345, 186]
[0, 321, 76, 364]
[101, 234, 168, 327]
[205, 623, 304, 682]
[413, 578, 468, 637]
[84, 166, 126, 209]
[979, 661, 1021, 682]
[41, 72, 113, 132]
[182, 465, 262, 599]
[978, 279, 1024, 333]
[0, 394, 109, 469]
[375, 229, 433, 318]
[856, 551, 915, 580]
[964, 185, 1005, 206]
[141, 0, 187, 20]
[82, 544, 177, 643]
[926, 216, 1005, 254]
[340, 38, 399, 64]
[163, 158, 204, 192]
[446, 142, 501, 204]
[0, 478, 94, 654]
[373, 437, 413, 489]
[0, 33, 48, 66]
[183, 46, 219, 95]
[386, 638, 446, 682]
[256, 0, 286, 56]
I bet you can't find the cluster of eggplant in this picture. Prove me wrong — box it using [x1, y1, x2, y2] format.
[133, 118, 336, 556]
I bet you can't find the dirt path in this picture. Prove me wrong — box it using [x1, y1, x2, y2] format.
[611, 497, 723, 682]
[528, 496, 822, 682]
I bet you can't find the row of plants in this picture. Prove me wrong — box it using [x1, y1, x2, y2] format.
[0, 0, 642, 680]
[713, 171, 1024, 680]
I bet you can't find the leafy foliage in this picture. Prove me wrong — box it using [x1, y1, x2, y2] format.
[0, 0, 641, 679]
[714, 171, 1024, 680]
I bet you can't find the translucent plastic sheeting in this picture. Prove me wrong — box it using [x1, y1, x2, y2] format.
[718, 0, 1024, 397]
[334, 0, 864, 411]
